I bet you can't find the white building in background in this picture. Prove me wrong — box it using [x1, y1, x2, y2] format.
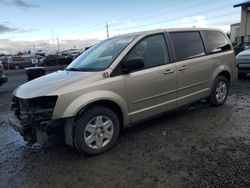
[234, 1, 250, 43]
[230, 23, 240, 43]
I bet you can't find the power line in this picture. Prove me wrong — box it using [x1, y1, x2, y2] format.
[93, 0, 240, 34]
[111, 7, 240, 32]
[109, 0, 238, 27]
[113, 0, 191, 21]
[109, 0, 205, 28]
[116, 11, 239, 33]
[59, 0, 193, 36]
[61, 0, 242, 38]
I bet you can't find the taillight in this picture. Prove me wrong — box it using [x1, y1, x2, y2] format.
[0, 64, 3, 72]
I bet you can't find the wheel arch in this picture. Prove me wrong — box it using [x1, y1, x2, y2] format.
[209, 65, 232, 89]
[75, 99, 125, 128]
[57, 90, 130, 126]
[217, 71, 231, 83]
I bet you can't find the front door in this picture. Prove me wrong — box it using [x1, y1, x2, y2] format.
[123, 34, 178, 123]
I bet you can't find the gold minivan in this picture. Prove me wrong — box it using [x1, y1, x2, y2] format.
[9, 28, 237, 155]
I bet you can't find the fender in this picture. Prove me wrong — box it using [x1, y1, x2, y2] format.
[53, 90, 130, 125]
[209, 64, 232, 89]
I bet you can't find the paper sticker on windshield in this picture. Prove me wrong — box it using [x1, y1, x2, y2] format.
[116, 38, 133, 44]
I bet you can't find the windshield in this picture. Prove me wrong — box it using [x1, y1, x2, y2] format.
[66, 35, 137, 71]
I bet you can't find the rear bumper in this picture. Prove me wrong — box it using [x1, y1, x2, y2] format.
[238, 68, 250, 73]
[237, 63, 250, 73]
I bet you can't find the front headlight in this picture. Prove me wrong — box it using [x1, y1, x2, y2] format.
[15, 96, 58, 120]
[28, 96, 58, 110]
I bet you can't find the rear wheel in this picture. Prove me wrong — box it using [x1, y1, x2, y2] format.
[208, 76, 229, 106]
[74, 106, 120, 155]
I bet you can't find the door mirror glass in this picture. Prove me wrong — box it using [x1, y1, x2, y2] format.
[122, 58, 144, 73]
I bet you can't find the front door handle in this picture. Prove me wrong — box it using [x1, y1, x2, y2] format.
[178, 66, 188, 71]
[163, 69, 175, 74]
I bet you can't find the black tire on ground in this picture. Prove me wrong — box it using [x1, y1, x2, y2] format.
[74, 106, 120, 155]
[208, 76, 229, 106]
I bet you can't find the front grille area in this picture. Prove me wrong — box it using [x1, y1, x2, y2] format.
[10, 96, 58, 143]
[11, 96, 58, 120]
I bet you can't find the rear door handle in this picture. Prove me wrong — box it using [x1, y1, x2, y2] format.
[163, 69, 175, 74]
[178, 66, 188, 71]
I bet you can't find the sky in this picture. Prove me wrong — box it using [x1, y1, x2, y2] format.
[0, 0, 245, 53]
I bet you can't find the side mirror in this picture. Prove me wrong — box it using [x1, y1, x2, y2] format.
[220, 44, 231, 51]
[122, 58, 144, 73]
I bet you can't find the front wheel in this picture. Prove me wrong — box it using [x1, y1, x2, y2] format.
[208, 76, 229, 106]
[74, 106, 120, 155]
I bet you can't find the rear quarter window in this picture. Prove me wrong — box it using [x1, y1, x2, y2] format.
[170, 31, 205, 62]
[201, 30, 231, 54]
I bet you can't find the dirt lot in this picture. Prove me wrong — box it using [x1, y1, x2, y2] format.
[0, 73, 250, 188]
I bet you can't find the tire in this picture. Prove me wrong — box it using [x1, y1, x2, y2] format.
[74, 106, 120, 155]
[208, 76, 229, 106]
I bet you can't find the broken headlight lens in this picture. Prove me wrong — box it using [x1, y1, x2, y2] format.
[28, 96, 58, 110]
[17, 96, 58, 113]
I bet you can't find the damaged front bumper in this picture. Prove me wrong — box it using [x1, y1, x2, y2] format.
[8, 96, 65, 143]
[8, 111, 25, 135]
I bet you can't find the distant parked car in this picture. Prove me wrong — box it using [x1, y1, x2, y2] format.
[28, 55, 44, 66]
[0, 56, 9, 70]
[39, 54, 72, 66]
[8, 56, 33, 70]
[236, 47, 250, 77]
[70, 52, 81, 60]
[0, 62, 8, 86]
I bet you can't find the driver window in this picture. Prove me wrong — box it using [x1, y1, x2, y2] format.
[126, 34, 169, 69]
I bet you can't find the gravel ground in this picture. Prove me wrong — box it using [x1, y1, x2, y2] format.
[0, 73, 249, 188]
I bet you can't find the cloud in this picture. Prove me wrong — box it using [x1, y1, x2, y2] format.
[0, 22, 32, 34]
[109, 19, 136, 27]
[0, 24, 18, 34]
[0, 0, 39, 8]
[0, 38, 98, 54]
[13, 0, 39, 8]
[176, 16, 235, 32]
[179, 16, 208, 28]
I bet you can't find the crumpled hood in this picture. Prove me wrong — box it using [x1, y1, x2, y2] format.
[13, 70, 99, 99]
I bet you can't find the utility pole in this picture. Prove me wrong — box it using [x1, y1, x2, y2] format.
[51, 29, 56, 54]
[57, 37, 60, 53]
[33, 43, 35, 54]
[106, 22, 109, 39]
